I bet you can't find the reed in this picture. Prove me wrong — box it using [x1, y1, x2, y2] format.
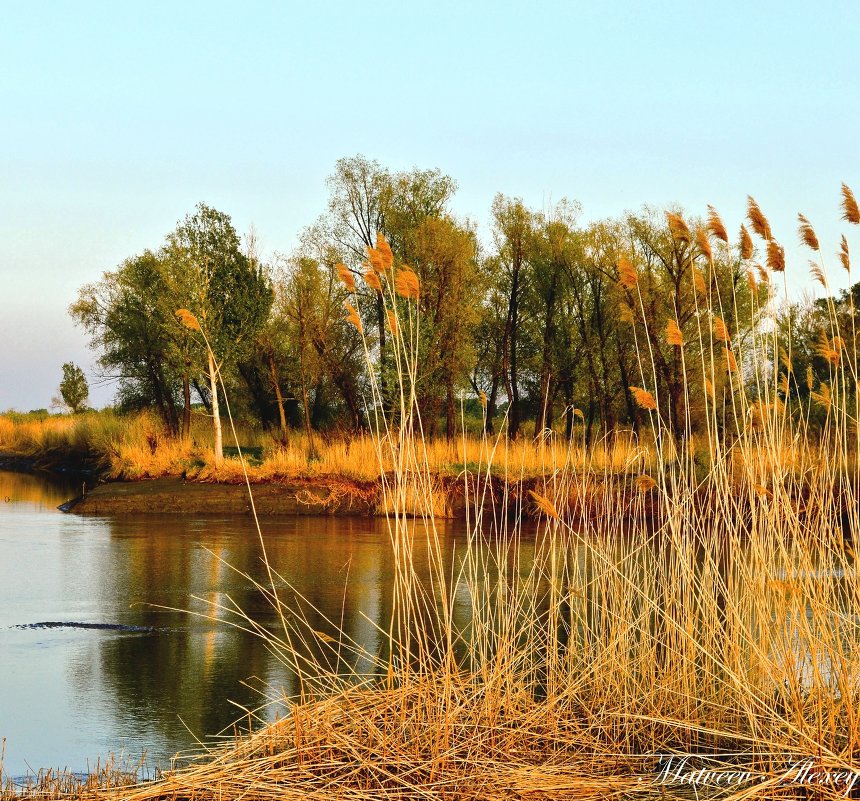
[5, 192, 860, 799]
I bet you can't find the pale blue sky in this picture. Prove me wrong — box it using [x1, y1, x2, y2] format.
[1, 0, 858, 409]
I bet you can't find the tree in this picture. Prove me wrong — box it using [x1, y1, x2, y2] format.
[310, 155, 463, 425]
[489, 195, 535, 437]
[528, 201, 581, 435]
[409, 216, 480, 439]
[164, 204, 273, 465]
[71, 251, 182, 431]
[279, 257, 328, 460]
[58, 362, 89, 413]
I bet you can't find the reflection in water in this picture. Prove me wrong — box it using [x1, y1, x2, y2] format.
[1, 470, 537, 777]
[4, 470, 848, 780]
[0, 468, 84, 510]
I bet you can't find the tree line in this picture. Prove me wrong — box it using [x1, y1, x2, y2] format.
[71, 155, 860, 449]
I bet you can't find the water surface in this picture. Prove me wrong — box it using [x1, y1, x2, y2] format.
[0, 470, 476, 778]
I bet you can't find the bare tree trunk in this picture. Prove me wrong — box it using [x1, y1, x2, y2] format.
[208, 350, 223, 466]
[534, 283, 557, 436]
[485, 375, 499, 435]
[181, 369, 192, 441]
[269, 353, 288, 442]
[508, 271, 521, 437]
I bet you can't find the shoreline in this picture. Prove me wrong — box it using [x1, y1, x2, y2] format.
[2, 453, 839, 523]
[64, 474, 519, 517]
[60, 473, 641, 519]
[1, 451, 643, 518]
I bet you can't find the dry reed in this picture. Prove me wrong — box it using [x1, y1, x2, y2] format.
[5, 187, 860, 800]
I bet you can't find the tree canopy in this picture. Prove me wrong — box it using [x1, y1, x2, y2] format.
[70, 160, 856, 445]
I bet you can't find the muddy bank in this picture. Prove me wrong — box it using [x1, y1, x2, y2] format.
[69, 476, 380, 516]
[65, 473, 650, 518]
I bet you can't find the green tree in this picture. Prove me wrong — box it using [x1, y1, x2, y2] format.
[279, 257, 328, 459]
[409, 216, 480, 439]
[71, 251, 182, 431]
[489, 195, 535, 437]
[527, 201, 581, 435]
[58, 362, 89, 413]
[164, 204, 273, 465]
[312, 155, 462, 425]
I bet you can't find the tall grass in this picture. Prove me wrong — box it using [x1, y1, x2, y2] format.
[5, 193, 860, 799]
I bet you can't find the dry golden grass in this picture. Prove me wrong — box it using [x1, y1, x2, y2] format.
[0, 410, 646, 484]
[6, 196, 860, 799]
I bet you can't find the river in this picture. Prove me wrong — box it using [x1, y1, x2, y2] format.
[0, 469, 487, 779]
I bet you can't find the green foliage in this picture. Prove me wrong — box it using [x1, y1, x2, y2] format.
[164, 203, 273, 362]
[59, 362, 89, 413]
[67, 157, 856, 443]
[71, 205, 272, 440]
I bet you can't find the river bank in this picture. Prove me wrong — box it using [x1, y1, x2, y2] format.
[64, 473, 628, 518]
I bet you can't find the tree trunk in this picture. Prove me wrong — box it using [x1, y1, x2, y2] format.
[375, 288, 388, 408]
[508, 267, 521, 437]
[181, 370, 192, 441]
[617, 347, 639, 434]
[445, 381, 456, 442]
[534, 283, 557, 436]
[208, 350, 223, 466]
[269, 353, 288, 442]
[193, 378, 212, 414]
[300, 370, 318, 461]
[147, 357, 178, 435]
[485, 374, 499, 435]
[563, 378, 575, 442]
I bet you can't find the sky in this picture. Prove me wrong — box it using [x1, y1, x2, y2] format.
[1, 0, 858, 410]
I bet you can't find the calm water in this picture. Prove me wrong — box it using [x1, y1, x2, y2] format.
[0, 469, 486, 778]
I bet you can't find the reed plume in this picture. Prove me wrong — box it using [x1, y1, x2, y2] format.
[713, 316, 730, 342]
[665, 318, 684, 346]
[739, 223, 754, 260]
[394, 266, 420, 300]
[766, 239, 785, 272]
[725, 347, 738, 372]
[634, 474, 656, 491]
[363, 270, 383, 291]
[527, 489, 559, 519]
[344, 302, 363, 333]
[665, 210, 691, 242]
[366, 246, 385, 273]
[695, 228, 712, 262]
[812, 380, 832, 407]
[797, 213, 819, 251]
[706, 204, 728, 243]
[616, 256, 638, 289]
[842, 182, 860, 224]
[175, 308, 201, 331]
[335, 263, 356, 293]
[815, 331, 839, 366]
[746, 196, 772, 240]
[839, 234, 851, 272]
[629, 386, 657, 410]
[809, 260, 827, 288]
[376, 232, 394, 269]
